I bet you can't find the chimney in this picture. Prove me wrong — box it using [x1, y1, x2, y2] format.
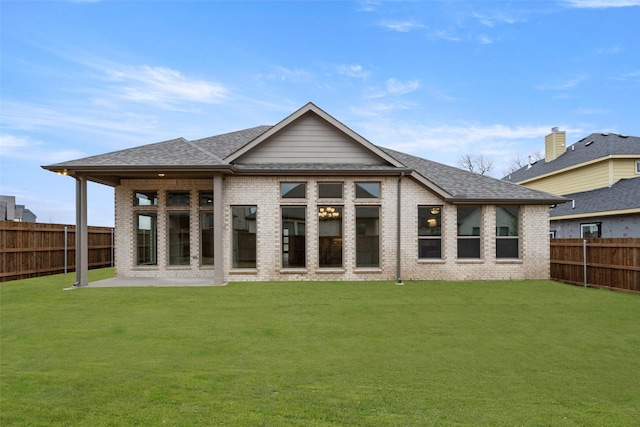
[545, 127, 566, 162]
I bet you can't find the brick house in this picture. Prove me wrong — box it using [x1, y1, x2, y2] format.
[43, 103, 565, 285]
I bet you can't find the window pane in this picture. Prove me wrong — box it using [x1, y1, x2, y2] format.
[356, 206, 379, 267]
[496, 239, 518, 258]
[496, 206, 519, 236]
[199, 191, 213, 206]
[282, 207, 306, 268]
[318, 182, 343, 199]
[136, 213, 157, 265]
[581, 223, 601, 238]
[168, 212, 190, 265]
[318, 206, 342, 267]
[135, 191, 158, 206]
[419, 239, 442, 259]
[167, 191, 190, 206]
[232, 206, 257, 268]
[457, 206, 481, 236]
[355, 182, 381, 199]
[281, 183, 306, 199]
[201, 211, 214, 266]
[418, 206, 442, 236]
[458, 238, 480, 258]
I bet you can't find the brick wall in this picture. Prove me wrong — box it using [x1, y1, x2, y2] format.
[114, 176, 552, 282]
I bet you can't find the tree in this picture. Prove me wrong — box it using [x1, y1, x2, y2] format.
[457, 154, 494, 175]
[504, 150, 543, 175]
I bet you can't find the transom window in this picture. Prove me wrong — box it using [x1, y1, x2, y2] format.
[355, 182, 381, 199]
[318, 182, 343, 199]
[135, 191, 158, 206]
[281, 183, 306, 199]
[418, 206, 442, 259]
[167, 191, 190, 206]
[199, 191, 213, 206]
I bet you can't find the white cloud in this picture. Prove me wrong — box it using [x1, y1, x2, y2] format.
[477, 34, 495, 44]
[594, 46, 621, 54]
[263, 66, 312, 82]
[536, 75, 588, 90]
[563, 0, 640, 7]
[611, 70, 640, 81]
[379, 20, 426, 32]
[106, 65, 227, 106]
[472, 12, 517, 27]
[385, 78, 420, 95]
[337, 64, 371, 79]
[0, 133, 85, 163]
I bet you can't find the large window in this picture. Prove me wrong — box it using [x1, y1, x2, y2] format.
[318, 206, 343, 268]
[199, 191, 214, 266]
[168, 212, 190, 265]
[356, 206, 380, 267]
[282, 207, 306, 268]
[418, 206, 442, 259]
[457, 206, 481, 259]
[232, 206, 257, 268]
[136, 213, 157, 265]
[496, 206, 519, 259]
[200, 211, 214, 266]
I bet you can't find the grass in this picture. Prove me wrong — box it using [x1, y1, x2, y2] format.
[1, 270, 639, 426]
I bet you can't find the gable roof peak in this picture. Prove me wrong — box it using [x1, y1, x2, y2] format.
[224, 102, 405, 168]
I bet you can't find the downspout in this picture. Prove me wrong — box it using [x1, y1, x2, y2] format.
[396, 172, 404, 284]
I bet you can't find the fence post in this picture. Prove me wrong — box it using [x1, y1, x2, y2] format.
[111, 228, 114, 267]
[64, 226, 68, 275]
[583, 239, 588, 287]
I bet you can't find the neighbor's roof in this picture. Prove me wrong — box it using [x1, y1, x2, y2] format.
[43, 103, 566, 204]
[504, 133, 640, 183]
[550, 176, 640, 218]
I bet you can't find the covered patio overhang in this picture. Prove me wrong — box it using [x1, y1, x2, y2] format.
[41, 164, 236, 287]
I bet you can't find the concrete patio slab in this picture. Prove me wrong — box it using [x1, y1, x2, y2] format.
[80, 276, 225, 288]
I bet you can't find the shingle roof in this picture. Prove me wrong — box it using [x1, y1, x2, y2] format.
[380, 147, 565, 203]
[504, 133, 640, 183]
[43, 105, 566, 204]
[49, 126, 273, 168]
[550, 176, 640, 217]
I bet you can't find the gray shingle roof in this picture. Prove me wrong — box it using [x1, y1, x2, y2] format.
[550, 176, 640, 217]
[43, 109, 566, 204]
[504, 133, 640, 183]
[380, 147, 565, 203]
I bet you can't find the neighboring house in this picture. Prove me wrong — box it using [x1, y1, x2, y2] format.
[0, 195, 37, 222]
[43, 103, 565, 285]
[504, 129, 640, 238]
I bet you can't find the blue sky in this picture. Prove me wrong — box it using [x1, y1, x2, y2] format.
[1, 0, 639, 227]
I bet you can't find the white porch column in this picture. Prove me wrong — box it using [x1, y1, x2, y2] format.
[213, 175, 224, 285]
[75, 176, 89, 287]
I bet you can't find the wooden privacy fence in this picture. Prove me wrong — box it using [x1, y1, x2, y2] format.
[550, 238, 640, 294]
[0, 221, 114, 282]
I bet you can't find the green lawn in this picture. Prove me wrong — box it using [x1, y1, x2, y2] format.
[1, 270, 639, 426]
